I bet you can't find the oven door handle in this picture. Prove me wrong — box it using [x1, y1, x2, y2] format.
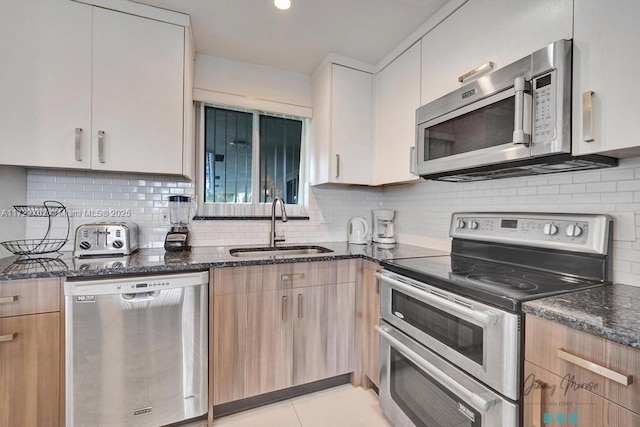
[376, 325, 499, 413]
[376, 273, 499, 326]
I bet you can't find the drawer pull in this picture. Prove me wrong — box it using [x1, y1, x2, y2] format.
[0, 333, 17, 342]
[281, 273, 305, 281]
[0, 295, 18, 304]
[557, 348, 633, 386]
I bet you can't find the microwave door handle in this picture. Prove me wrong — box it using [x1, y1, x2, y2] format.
[512, 76, 531, 146]
[376, 273, 499, 326]
[377, 325, 499, 413]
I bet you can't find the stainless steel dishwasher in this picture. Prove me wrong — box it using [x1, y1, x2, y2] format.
[64, 271, 208, 427]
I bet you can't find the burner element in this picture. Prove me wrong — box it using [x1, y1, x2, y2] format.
[466, 274, 539, 291]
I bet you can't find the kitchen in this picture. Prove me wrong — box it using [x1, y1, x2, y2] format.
[1, 0, 639, 426]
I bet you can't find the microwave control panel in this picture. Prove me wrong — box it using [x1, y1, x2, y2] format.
[532, 71, 556, 143]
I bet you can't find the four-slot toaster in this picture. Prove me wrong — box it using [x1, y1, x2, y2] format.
[73, 223, 139, 258]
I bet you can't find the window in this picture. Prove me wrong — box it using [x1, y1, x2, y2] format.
[196, 104, 308, 217]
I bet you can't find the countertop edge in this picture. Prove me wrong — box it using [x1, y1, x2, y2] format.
[523, 296, 640, 350]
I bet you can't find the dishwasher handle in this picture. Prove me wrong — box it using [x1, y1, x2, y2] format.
[122, 291, 161, 301]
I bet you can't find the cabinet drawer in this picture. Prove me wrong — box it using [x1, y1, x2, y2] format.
[525, 316, 640, 414]
[523, 361, 640, 427]
[279, 260, 357, 288]
[0, 278, 60, 318]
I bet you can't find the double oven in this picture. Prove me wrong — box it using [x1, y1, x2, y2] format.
[376, 212, 612, 427]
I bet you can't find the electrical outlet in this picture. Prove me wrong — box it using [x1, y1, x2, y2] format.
[160, 209, 170, 225]
[612, 212, 636, 241]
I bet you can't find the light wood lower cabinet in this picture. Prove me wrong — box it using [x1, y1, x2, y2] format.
[0, 312, 60, 427]
[360, 261, 381, 388]
[523, 361, 640, 427]
[211, 261, 357, 406]
[0, 278, 62, 427]
[524, 315, 640, 427]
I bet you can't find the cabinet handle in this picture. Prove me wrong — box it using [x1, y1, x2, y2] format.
[75, 128, 83, 161]
[512, 76, 531, 146]
[0, 295, 18, 304]
[281, 273, 305, 281]
[0, 333, 17, 342]
[557, 348, 632, 386]
[98, 130, 106, 163]
[375, 275, 380, 294]
[282, 295, 288, 321]
[532, 380, 545, 427]
[458, 61, 495, 83]
[297, 294, 303, 318]
[335, 154, 340, 179]
[583, 91, 595, 142]
[409, 147, 417, 175]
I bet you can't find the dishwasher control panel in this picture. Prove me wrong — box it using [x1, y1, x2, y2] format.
[64, 271, 209, 296]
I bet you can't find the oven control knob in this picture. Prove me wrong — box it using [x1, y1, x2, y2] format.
[543, 224, 558, 235]
[456, 220, 466, 229]
[566, 224, 583, 237]
[469, 221, 478, 230]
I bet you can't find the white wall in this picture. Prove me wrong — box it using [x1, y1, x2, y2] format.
[0, 166, 27, 257]
[383, 157, 640, 287]
[194, 54, 312, 116]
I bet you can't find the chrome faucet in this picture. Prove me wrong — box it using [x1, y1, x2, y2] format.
[270, 197, 288, 247]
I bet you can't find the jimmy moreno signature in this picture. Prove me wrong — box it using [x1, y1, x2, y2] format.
[523, 373, 599, 397]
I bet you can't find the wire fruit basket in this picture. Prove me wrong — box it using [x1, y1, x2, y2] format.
[1, 200, 70, 257]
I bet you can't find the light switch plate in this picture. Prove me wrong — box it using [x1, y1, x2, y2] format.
[611, 212, 636, 241]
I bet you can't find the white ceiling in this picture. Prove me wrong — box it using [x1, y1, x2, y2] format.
[134, 0, 449, 74]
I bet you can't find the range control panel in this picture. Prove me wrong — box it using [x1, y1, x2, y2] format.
[450, 212, 612, 255]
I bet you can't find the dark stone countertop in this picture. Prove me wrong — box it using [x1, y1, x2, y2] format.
[523, 284, 640, 349]
[0, 241, 449, 281]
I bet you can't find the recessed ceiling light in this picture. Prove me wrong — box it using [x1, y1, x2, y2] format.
[274, 0, 292, 10]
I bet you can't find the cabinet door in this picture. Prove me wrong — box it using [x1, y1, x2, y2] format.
[0, 313, 60, 427]
[421, 0, 573, 104]
[244, 289, 293, 398]
[572, 1, 640, 157]
[373, 42, 421, 185]
[91, 7, 184, 174]
[211, 291, 248, 405]
[331, 65, 373, 185]
[361, 262, 381, 387]
[292, 282, 356, 385]
[523, 361, 640, 427]
[0, 0, 92, 169]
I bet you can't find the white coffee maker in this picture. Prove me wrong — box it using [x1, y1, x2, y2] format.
[372, 209, 396, 245]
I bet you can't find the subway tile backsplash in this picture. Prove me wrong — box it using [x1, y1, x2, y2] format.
[24, 156, 640, 287]
[24, 170, 383, 251]
[383, 156, 640, 287]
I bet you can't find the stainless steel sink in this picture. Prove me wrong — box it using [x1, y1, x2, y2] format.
[229, 245, 334, 258]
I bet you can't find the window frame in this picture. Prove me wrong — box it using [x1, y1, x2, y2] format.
[195, 102, 309, 218]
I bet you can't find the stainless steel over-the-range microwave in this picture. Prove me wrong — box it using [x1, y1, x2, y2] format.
[414, 39, 617, 182]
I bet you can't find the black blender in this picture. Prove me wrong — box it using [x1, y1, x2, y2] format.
[164, 195, 194, 252]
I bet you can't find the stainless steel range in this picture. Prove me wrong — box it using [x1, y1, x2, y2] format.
[377, 212, 612, 427]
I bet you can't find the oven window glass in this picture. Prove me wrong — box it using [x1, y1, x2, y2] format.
[423, 96, 515, 161]
[392, 290, 484, 364]
[390, 348, 480, 427]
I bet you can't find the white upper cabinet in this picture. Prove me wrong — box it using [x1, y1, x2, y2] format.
[572, 1, 640, 157]
[310, 64, 373, 186]
[420, 0, 573, 105]
[0, 0, 193, 178]
[91, 8, 185, 174]
[0, 0, 93, 169]
[372, 42, 422, 185]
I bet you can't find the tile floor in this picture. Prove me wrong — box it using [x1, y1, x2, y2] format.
[210, 384, 391, 427]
